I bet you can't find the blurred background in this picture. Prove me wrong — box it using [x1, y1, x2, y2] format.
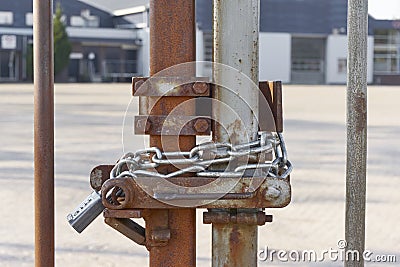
[0, 0, 399, 84]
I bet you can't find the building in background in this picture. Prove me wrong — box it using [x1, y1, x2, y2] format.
[370, 19, 400, 84]
[0, 0, 142, 82]
[1, 0, 400, 84]
[196, 0, 375, 84]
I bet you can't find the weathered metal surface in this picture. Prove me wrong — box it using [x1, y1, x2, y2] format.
[154, 191, 256, 201]
[142, 209, 170, 248]
[270, 81, 283, 132]
[212, 223, 257, 267]
[346, 0, 368, 266]
[146, 0, 197, 266]
[102, 177, 137, 210]
[193, 118, 210, 133]
[101, 176, 291, 209]
[212, 0, 261, 266]
[259, 81, 283, 133]
[90, 165, 114, 191]
[135, 115, 211, 135]
[133, 79, 280, 134]
[203, 210, 273, 225]
[33, 0, 54, 266]
[213, 0, 260, 145]
[104, 217, 146, 246]
[104, 209, 143, 219]
[132, 77, 210, 97]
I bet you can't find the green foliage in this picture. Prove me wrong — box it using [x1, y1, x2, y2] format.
[25, 3, 72, 80]
[53, 2, 71, 76]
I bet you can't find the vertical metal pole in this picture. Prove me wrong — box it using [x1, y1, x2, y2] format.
[33, 0, 54, 266]
[212, 1, 260, 266]
[145, 1, 196, 266]
[346, 0, 368, 266]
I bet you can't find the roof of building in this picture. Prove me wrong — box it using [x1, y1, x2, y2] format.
[0, 0, 116, 28]
[196, 0, 399, 35]
[79, 0, 148, 13]
[1, 0, 397, 35]
[197, 0, 350, 35]
[0, 0, 140, 44]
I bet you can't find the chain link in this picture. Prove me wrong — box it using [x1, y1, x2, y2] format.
[111, 132, 292, 180]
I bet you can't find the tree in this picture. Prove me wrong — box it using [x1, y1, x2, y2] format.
[53, 3, 71, 76]
[26, 3, 72, 80]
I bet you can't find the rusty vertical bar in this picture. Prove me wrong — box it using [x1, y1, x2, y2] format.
[345, 0, 368, 266]
[33, 0, 54, 266]
[145, 1, 196, 267]
[212, 0, 260, 266]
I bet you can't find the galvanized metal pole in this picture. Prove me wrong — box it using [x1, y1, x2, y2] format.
[145, 1, 196, 266]
[212, 1, 260, 266]
[33, 0, 54, 266]
[346, 0, 368, 266]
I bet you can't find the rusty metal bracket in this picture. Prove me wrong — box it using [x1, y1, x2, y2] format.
[142, 209, 171, 248]
[132, 77, 210, 97]
[104, 217, 146, 246]
[203, 210, 273, 226]
[104, 209, 143, 219]
[132, 80, 283, 134]
[259, 81, 283, 133]
[135, 115, 211, 135]
[101, 177, 136, 210]
[90, 165, 114, 191]
[104, 209, 172, 249]
[100, 175, 291, 210]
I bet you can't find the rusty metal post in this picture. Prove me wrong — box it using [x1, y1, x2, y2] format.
[212, 0, 260, 266]
[144, 1, 196, 266]
[345, 0, 368, 266]
[33, 0, 54, 266]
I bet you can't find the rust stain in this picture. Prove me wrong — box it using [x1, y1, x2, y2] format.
[354, 92, 367, 133]
[227, 119, 244, 144]
[146, 0, 197, 266]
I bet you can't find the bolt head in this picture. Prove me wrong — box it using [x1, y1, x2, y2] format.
[192, 82, 209, 94]
[193, 118, 209, 133]
[264, 186, 281, 201]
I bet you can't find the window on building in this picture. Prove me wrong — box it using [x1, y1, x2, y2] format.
[70, 12, 99, 28]
[86, 17, 99, 27]
[374, 29, 400, 74]
[292, 59, 323, 72]
[70, 16, 85, 27]
[338, 58, 347, 74]
[0, 12, 13, 25]
[26, 13, 33, 26]
[81, 10, 100, 27]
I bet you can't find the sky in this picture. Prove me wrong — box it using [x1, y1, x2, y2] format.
[368, 0, 400, 19]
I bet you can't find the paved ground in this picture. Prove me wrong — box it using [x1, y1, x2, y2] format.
[0, 83, 399, 266]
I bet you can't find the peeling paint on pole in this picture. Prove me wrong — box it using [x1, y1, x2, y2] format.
[213, 0, 260, 145]
[212, 1, 260, 266]
[346, 0, 368, 266]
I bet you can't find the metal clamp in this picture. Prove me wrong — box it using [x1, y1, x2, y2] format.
[132, 77, 211, 97]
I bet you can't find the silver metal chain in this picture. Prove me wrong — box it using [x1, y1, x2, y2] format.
[111, 132, 292, 180]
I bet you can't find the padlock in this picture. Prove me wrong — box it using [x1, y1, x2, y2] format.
[67, 190, 104, 233]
